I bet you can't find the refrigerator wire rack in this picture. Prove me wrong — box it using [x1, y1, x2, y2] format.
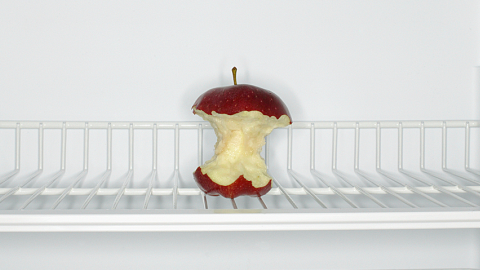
[0, 120, 479, 231]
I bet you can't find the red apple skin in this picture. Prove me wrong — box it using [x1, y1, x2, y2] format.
[192, 84, 292, 123]
[193, 167, 272, 199]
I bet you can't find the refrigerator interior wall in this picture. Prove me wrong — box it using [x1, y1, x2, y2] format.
[0, 1, 479, 122]
[0, 1, 479, 269]
[0, 229, 479, 270]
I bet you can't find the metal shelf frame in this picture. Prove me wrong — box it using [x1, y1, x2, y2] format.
[0, 120, 479, 231]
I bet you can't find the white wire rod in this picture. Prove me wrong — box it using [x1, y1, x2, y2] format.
[332, 123, 388, 208]
[143, 170, 157, 210]
[0, 124, 21, 185]
[465, 122, 480, 177]
[174, 122, 180, 170]
[3, 185, 479, 197]
[310, 170, 359, 208]
[416, 122, 480, 206]
[20, 170, 65, 209]
[420, 168, 480, 197]
[0, 122, 180, 129]
[400, 169, 477, 207]
[287, 126, 327, 208]
[197, 124, 208, 209]
[20, 125, 68, 209]
[383, 185, 419, 208]
[111, 170, 133, 209]
[354, 169, 418, 208]
[128, 124, 134, 171]
[107, 123, 112, 170]
[81, 170, 112, 209]
[287, 125, 293, 170]
[388, 123, 427, 208]
[172, 170, 181, 209]
[333, 169, 388, 208]
[196, 124, 207, 208]
[376, 122, 448, 207]
[112, 124, 134, 210]
[0, 124, 22, 183]
[173, 124, 180, 209]
[50, 170, 88, 209]
[198, 123, 203, 166]
[51, 124, 90, 209]
[258, 197, 267, 209]
[0, 170, 19, 186]
[231, 198, 238, 209]
[83, 123, 89, 171]
[1, 120, 478, 130]
[441, 122, 480, 185]
[150, 124, 158, 175]
[265, 135, 297, 209]
[355, 169, 418, 208]
[15, 123, 20, 171]
[0, 170, 42, 205]
[202, 194, 208, 210]
[353, 123, 418, 208]
[9, 186, 480, 199]
[306, 120, 480, 129]
[288, 170, 327, 208]
[82, 123, 113, 209]
[0, 124, 45, 205]
[38, 123, 44, 170]
[269, 175, 297, 208]
[60, 122, 67, 171]
[356, 164, 419, 208]
[144, 124, 158, 210]
[376, 169, 448, 207]
[396, 125, 477, 207]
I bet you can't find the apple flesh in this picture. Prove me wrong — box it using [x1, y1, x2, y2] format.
[192, 68, 292, 199]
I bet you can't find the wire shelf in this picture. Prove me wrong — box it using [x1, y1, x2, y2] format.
[0, 120, 479, 231]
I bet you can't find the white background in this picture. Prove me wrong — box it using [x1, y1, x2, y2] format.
[0, 1, 479, 122]
[1, 1, 480, 269]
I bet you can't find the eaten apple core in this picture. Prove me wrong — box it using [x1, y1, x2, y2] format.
[194, 108, 291, 188]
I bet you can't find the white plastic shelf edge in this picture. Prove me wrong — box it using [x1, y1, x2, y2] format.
[0, 209, 479, 232]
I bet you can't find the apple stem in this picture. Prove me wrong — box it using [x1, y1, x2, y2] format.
[232, 67, 237, 85]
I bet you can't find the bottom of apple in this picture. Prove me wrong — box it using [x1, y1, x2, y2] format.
[193, 167, 272, 199]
